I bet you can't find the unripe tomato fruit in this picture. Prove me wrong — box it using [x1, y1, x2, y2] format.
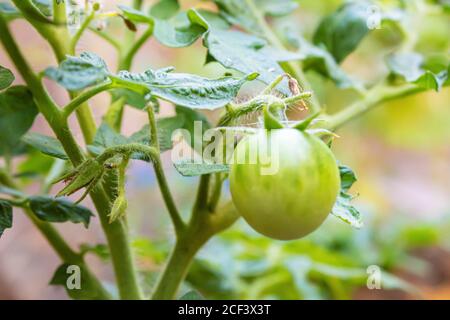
[230, 129, 340, 240]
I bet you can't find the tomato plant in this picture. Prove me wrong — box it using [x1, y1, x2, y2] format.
[0, 0, 448, 300]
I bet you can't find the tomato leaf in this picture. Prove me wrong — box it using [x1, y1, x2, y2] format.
[0, 2, 21, 20]
[174, 160, 230, 177]
[0, 65, 14, 90]
[128, 115, 185, 152]
[118, 4, 153, 23]
[29, 196, 94, 228]
[153, 10, 207, 48]
[50, 263, 110, 300]
[313, 1, 404, 63]
[21, 132, 69, 160]
[386, 52, 449, 91]
[47, 52, 256, 108]
[313, 1, 372, 63]
[119, 3, 207, 48]
[175, 105, 211, 149]
[116, 67, 258, 110]
[44, 52, 110, 91]
[0, 200, 13, 239]
[32, 0, 52, 17]
[298, 39, 361, 89]
[80, 243, 110, 261]
[0, 86, 38, 156]
[204, 29, 298, 94]
[110, 88, 150, 110]
[331, 165, 362, 228]
[212, 0, 298, 35]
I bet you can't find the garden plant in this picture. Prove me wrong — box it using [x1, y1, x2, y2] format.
[0, 0, 448, 300]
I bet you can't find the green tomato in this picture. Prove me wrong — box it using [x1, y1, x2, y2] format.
[230, 129, 340, 240]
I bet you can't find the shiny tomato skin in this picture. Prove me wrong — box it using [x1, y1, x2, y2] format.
[230, 129, 340, 240]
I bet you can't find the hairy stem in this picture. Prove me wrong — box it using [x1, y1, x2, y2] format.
[146, 107, 185, 236]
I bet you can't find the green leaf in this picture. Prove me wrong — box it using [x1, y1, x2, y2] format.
[45, 52, 110, 91]
[17, 149, 54, 178]
[120, 3, 207, 48]
[50, 263, 108, 300]
[80, 243, 110, 261]
[32, 0, 52, 17]
[339, 164, 357, 192]
[0, 200, 13, 238]
[195, 9, 230, 30]
[213, 0, 298, 35]
[331, 165, 362, 229]
[29, 196, 94, 228]
[0, 2, 20, 20]
[0, 86, 38, 156]
[204, 29, 298, 94]
[175, 105, 211, 149]
[21, 132, 68, 160]
[87, 122, 129, 155]
[153, 10, 207, 48]
[297, 37, 360, 89]
[179, 290, 204, 300]
[386, 52, 449, 91]
[150, 0, 180, 20]
[0, 65, 14, 90]
[313, 1, 372, 63]
[174, 160, 230, 177]
[117, 66, 258, 110]
[129, 114, 186, 152]
[49, 52, 256, 109]
[110, 88, 149, 110]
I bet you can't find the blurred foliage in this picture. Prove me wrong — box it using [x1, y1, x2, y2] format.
[132, 212, 450, 299]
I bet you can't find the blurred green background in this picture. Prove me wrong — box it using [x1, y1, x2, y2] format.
[0, 0, 449, 299]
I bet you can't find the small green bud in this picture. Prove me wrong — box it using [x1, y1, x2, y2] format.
[109, 195, 127, 223]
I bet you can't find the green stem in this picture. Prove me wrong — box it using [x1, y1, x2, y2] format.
[151, 201, 239, 299]
[53, 0, 66, 25]
[0, 15, 142, 300]
[325, 83, 423, 130]
[12, 0, 71, 61]
[70, 10, 95, 53]
[63, 81, 115, 118]
[151, 237, 200, 300]
[89, 27, 121, 50]
[119, 26, 153, 71]
[146, 107, 185, 236]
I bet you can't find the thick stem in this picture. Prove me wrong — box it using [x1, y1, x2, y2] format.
[151, 202, 239, 299]
[151, 237, 200, 300]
